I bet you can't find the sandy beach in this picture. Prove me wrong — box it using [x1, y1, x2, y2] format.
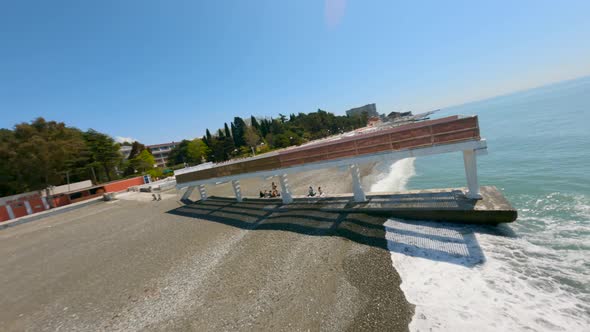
[0, 179, 413, 331]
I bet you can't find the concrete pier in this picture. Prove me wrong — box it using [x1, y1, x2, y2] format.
[194, 186, 517, 224]
[175, 115, 517, 224]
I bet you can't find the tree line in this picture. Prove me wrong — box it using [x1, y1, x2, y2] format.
[0, 110, 368, 196]
[0, 118, 159, 196]
[169, 109, 369, 164]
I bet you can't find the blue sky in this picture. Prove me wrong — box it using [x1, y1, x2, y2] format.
[1, 0, 589, 144]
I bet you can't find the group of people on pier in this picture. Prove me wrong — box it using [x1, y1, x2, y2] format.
[258, 182, 325, 198]
[307, 186, 324, 197]
[259, 182, 281, 198]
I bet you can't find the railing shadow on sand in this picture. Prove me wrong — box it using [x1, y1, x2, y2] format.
[384, 218, 516, 267]
[166, 197, 516, 268]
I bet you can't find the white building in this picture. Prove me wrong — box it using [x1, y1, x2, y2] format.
[148, 142, 177, 167]
[119, 145, 132, 159]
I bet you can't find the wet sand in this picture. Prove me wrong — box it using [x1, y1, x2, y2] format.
[0, 170, 413, 331]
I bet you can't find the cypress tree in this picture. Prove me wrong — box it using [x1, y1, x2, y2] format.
[250, 116, 260, 130]
[224, 123, 232, 138]
[230, 122, 238, 146]
[233, 117, 247, 147]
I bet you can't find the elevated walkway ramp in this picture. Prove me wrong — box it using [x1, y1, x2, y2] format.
[176, 115, 517, 224]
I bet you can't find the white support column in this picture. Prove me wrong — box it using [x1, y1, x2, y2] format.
[24, 201, 33, 215]
[6, 205, 15, 220]
[350, 164, 366, 202]
[41, 197, 50, 210]
[278, 174, 293, 204]
[198, 184, 208, 201]
[231, 180, 242, 202]
[463, 149, 482, 199]
[181, 186, 195, 201]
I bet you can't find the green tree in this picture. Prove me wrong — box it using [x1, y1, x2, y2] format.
[187, 139, 209, 163]
[123, 141, 149, 176]
[250, 115, 260, 131]
[209, 137, 226, 162]
[84, 129, 122, 182]
[17, 118, 88, 190]
[244, 126, 260, 155]
[278, 113, 287, 123]
[224, 122, 232, 138]
[131, 149, 156, 173]
[0, 129, 18, 195]
[232, 116, 247, 147]
[168, 139, 209, 166]
[230, 122, 238, 146]
[127, 141, 147, 160]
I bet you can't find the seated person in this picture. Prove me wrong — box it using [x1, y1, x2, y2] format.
[318, 186, 324, 197]
[259, 190, 265, 198]
[308, 186, 316, 197]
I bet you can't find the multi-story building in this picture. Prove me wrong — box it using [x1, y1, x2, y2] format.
[148, 142, 177, 167]
[345, 103, 378, 118]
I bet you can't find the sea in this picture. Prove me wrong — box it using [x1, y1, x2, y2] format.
[369, 76, 590, 331]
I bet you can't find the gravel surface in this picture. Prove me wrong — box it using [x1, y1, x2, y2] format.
[0, 191, 413, 331]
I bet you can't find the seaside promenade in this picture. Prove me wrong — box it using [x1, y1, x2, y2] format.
[0, 191, 413, 331]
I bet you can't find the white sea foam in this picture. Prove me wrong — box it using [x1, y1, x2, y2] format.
[387, 219, 589, 332]
[370, 158, 416, 192]
[375, 159, 590, 331]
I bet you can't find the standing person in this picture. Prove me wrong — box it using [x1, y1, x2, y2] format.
[271, 182, 277, 191]
[318, 186, 323, 197]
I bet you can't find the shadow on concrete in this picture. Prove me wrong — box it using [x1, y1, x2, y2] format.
[167, 197, 515, 267]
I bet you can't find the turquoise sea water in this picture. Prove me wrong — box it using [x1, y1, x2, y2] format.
[412, 76, 590, 196]
[413, 77, 590, 250]
[397, 76, 590, 330]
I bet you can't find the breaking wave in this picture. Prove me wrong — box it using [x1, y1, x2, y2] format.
[372, 159, 590, 331]
[370, 158, 416, 192]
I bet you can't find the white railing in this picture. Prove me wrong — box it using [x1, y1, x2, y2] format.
[173, 162, 215, 176]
